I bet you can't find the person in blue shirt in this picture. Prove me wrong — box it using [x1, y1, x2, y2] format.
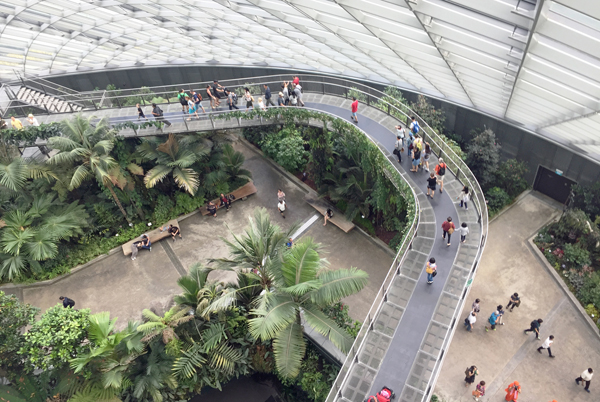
[485, 305, 503, 331]
[263, 84, 275, 107]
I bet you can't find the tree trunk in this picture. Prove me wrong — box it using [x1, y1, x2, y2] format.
[106, 183, 131, 224]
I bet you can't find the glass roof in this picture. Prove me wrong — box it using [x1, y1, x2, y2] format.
[1, 0, 600, 157]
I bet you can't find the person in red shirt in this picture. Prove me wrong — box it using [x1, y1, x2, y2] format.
[292, 76, 300, 86]
[441, 216, 456, 246]
[351, 97, 359, 123]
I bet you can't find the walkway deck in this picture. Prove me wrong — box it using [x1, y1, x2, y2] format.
[27, 91, 483, 402]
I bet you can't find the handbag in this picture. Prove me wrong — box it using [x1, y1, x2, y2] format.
[472, 390, 481, 397]
[432, 271, 437, 277]
[393, 149, 399, 155]
[448, 227, 455, 234]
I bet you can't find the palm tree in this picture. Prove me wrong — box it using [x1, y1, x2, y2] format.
[249, 237, 368, 378]
[137, 306, 194, 355]
[136, 133, 209, 195]
[211, 207, 299, 289]
[46, 115, 134, 223]
[0, 193, 88, 280]
[221, 143, 252, 183]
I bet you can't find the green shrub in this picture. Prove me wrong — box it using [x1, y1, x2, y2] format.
[485, 187, 511, 214]
[153, 194, 175, 224]
[494, 159, 529, 197]
[578, 272, 600, 308]
[572, 182, 600, 221]
[438, 133, 466, 161]
[585, 304, 599, 321]
[321, 302, 362, 339]
[174, 192, 206, 216]
[410, 95, 446, 136]
[466, 129, 501, 189]
[563, 243, 591, 268]
[389, 232, 405, 251]
[260, 127, 308, 172]
[347, 87, 367, 102]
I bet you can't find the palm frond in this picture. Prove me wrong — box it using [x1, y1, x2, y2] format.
[172, 167, 199, 195]
[24, 233, 58, 260]
[310, 267, 369, 306]
[248, 294, 297, 340]
[69, 164, 91, 190]
[280, 237, 323, 287]
[209, 342, 243, 375]
[0, 159, 28, 191]
[144, 165, 172, 188]
[48, 136, 82, 152]
[303, 305, 354, 353]
[126, 163, 144, 175]
[273, 321, 305, 378]
[201, 323, 226, 352]
[0, 254, 26, 281]
[172, 343, 207, 379]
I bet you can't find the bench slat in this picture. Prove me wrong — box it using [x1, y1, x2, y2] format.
[122, 219, 179, 255]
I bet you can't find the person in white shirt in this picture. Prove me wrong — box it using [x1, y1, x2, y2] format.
[460, 222, 469, 243]
[464, 311, 476, 331]
[27, 114, 40, 126]
[576, 368, 593, 392]
[257, 98, 266, 111]
[536, 335, 555, 358]
[277, 200, 286, 219]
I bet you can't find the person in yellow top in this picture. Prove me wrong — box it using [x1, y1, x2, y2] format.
[10, 116, 23, 130]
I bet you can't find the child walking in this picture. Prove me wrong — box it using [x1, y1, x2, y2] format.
[458, 185, 469, 210]
[460, 222, 469, 243]
[137, 103, 148, 121]
[425, 258, 437, 284]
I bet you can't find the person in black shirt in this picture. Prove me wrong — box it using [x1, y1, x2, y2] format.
[151, 103, 171, 128]
[264, 84, 275, 107]
[168, 225, 182, 241]
[207, 201, 217, 217]
[136, 103, 148, 121]
[426, 173, 437, 199]
[506, 292, 521, 312]
[59, 296, 75, 308]
[524, 318, 543, 339]
[323, 208, 334, 226]
[411, 146, 421, 172]
[220, 193, 231, 211]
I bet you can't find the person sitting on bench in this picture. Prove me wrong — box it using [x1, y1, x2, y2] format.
[207, 201, 217, 217]
[168, 225, 182, 241]
[220, 193, 231, 211]
[323, 208, 334, 226]
[140, 234, 151, 251]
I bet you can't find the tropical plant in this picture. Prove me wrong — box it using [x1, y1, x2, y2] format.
[0, 291, 39, 378]
[249, 237, 368, 377]
[485, 187, 511, 214]
[0, 372, 51, 402]
[410, 94, 446, 135]
[375, 86, 410, 116]
[466, 128, 501, 189]
[137, 306, 194, 354]
[572, 182, 600, 221]
[211, 207, 299, 290]
[221, 143, 252, 183]
[494, 159, 529, 197]
[0, 193, 89, 280]
[347, 87, 367, 102]
[260, 127, 308, 172]
[136, 133, 209, 195]
[19, 304, 90, 373]
[47, 114, 134, 222]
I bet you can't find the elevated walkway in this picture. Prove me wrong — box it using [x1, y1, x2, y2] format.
[10, 75, 487, 402]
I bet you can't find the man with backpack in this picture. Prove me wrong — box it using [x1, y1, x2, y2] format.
[226, 89, 239, 110]
[151, 103, 171, 128]
[59, 296, 75, 308]
[435, 158, 447, 193]
[409, 116, 420, 136]
[177, 89, 189, 113]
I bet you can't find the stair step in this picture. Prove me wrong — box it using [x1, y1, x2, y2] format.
[16, 87, 26, 98]
[31, 91, 43, 103]
[59, 102, 69, 113]
[21, 88, 31, 101]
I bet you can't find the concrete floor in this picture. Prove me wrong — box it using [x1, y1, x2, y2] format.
[7, 140, 394, 328]
[434, 192, 600, 402]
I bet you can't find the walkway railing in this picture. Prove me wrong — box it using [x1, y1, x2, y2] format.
[8, 74, 488, 401]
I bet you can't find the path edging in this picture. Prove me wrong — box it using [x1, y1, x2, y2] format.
[527, 234, 600, 342]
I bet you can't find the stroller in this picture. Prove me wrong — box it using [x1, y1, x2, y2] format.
[365, 386, 395, 402]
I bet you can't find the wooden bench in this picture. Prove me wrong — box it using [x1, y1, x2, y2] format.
[304, 195, 355, 233]
[122, 219, 179, 255]
[201, 181, 258, 216]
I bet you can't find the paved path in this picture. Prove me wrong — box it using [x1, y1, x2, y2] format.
[434, 192, 600, 402]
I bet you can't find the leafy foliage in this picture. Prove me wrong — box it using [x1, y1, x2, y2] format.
[466, 128, 501, 189]
[485, 187, 511, 216]
[494, 159, 529, 198]
[259, 127, 308, 172]
[572, 182, 600, 221]
[19, 304, 90, 372]
[410, 95, 446, 135]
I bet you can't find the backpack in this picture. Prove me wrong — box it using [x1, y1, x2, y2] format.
[156, 107, 163, 117]
[465, 367, 471, 376]
[232, 92, 238, 104]
[438, 163, 446, 175]
[412, 121, 420, 134]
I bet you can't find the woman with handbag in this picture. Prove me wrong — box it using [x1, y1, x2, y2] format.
[464, 366, 478, 387]
[473, 380, 485, 401]
[441, 217, 455, 247]
[425, 257, 437, 284]
[504, 381, 521, 401]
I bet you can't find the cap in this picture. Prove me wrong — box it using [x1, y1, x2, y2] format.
[28, 114, 33, 118]
[279, 92, 283, 96]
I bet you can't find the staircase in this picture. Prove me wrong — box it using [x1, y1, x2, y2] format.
[14, 86, 85, 113]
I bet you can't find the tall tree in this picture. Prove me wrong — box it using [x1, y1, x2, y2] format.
[466, 128, 501, 189]
[249, 237, 368, 378]
[46, 114, 132, 223]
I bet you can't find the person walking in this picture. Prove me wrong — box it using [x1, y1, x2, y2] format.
[524, 318, 543, 339]
[423, 142, 431, 172]
[426, 173, 437, 199]
[351, 97, 359, 124]
[282, 82, 290, 105]
[226, 89, 239, 110]
[410, 144, 421, 173]
[464, 311, 477, 331]
[192, 90, 206, 113]
[504, 381, 521, 401]
[151, 103, 171, 128]
[59, 296, 75, 308]
[277, 189, 286, 202]
[473, 381, 485, 401]
[244, 88, 254, 110]
[459, 222, 469, 243]
[409, 116, 420, 136]
[263, 84, 275, 107]
[177, 89, 188, 113]
[395, 124, 405, 147]
[10, 116, 23, 130]
[289, 91, 298, 107]
[292, 76, 300, 86]
[186, 96, 200, 121]
[435, 158, 447, 193]
[27, 114, 40, 126]
[136, 103, 148, 121]
[506, 293, 521, 312]
[277, 92, 286, 107]
[206, 85, 218, 109]
[212, 80, 225, 105]
[537, 335, 555, 358]
[293, 83, 304, 107]
[220, 193, 231, 211]
[441, 217, 455, 246]
[496, 304, 505, 325]
[464, 366, 478, 387]
[458, 185, 470, 210]
[425, 257, 437, 284]
[277, 200, 286, 219]
[394, 134, 403, 163]
[576, 368, 593, 393]
[472, 298, 481, 313]
[406, 133, 414, 157]
[485, 305, 503, 332]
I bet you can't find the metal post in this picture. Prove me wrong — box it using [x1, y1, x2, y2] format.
[115, 96, 122, 108]
[91, 99, 99, 110]
[184, 117, 190, 131]
[322, 83, 325, 95]
[209, 114, 215, 129]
